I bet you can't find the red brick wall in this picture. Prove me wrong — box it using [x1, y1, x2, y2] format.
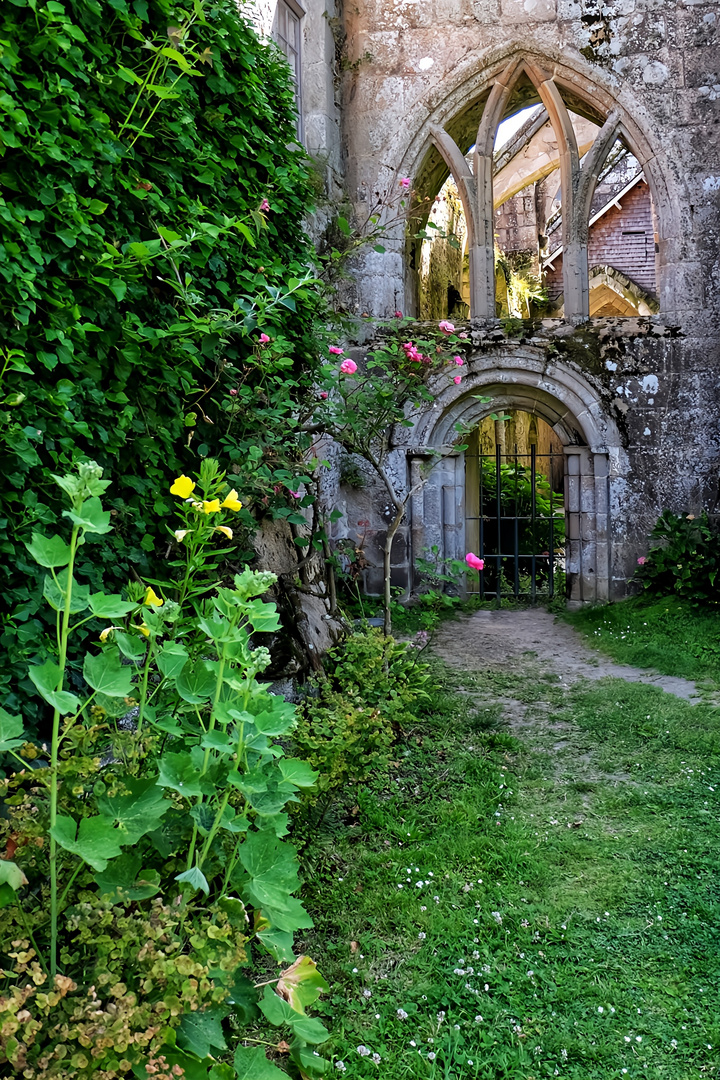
[544, 180, 656, 304]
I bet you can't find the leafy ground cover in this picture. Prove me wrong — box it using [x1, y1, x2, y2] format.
[566, 596, 720, 686]
[297, 659, 720, 1078]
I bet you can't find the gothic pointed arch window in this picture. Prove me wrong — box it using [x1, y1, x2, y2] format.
[417, 58, 658, 322]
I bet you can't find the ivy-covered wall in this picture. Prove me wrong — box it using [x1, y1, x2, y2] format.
[0, 0, 321, 724]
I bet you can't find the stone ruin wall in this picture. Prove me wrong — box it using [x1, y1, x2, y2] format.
[323, 0, 720, 602]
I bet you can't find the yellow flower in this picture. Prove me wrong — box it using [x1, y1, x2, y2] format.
[144, 586, 164, 607]
[202, 499, 221, 514]
[174, 529, 189, 542]
[170, 475, 196, 499]
[138, 623, 150, 637]
[99, 626, 121, 643]
[215, 526, 233, 540]
[221, 489, 243, 512]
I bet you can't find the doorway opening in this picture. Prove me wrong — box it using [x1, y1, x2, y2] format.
[464, 411, 568, 602]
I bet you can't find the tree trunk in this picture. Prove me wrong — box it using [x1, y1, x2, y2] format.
[383, 503, 405, 636]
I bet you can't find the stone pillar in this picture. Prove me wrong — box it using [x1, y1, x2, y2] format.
[593, 452, 611, 603]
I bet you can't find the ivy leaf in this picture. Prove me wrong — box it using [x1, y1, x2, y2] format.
[233, 1046, 287, 1080]
[259, 986, 329, 1044]
[62, 496, 112, 534]
[277, 759, 318, 790]
[51, 815, 125, 872]
[157, 640, 189, 679]
[97, 777, 169, 843]
[24, 532, 72, 568]
[28, 660, 81, 714]
[177, 1007, 228, 1059]
[175, 866, 209, 895]
[95, 851, 161, 901]
[157, 752, 204, 798]
[0, 708, 25, 753]
[83, 650, 134, 698]
[88, 593, 136, 618]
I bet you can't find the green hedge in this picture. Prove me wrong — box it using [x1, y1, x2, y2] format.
[0, 0, 320, 728]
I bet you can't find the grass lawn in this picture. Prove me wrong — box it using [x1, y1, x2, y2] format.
[296, 661, 720, 1079]
[565, 596, 720, 687]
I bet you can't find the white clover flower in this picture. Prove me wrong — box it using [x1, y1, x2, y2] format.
[372, 1053, 381, 1064]
[363, 989, 372, 998]
[475, 1015, 483, 1022]
[428, 1052, 436, 1061]
[397, 1008, 408, 1019]
[418, 932, 426, 940]
[409, 1040, 416, 1047]
[492, 911, 502, 924]
[598, 1006, 604, 1013]
[335, 1063, 347, 1073]
[357, 1045, 370, 1057]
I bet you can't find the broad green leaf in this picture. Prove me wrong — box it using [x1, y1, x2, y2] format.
[257, 928, 295, 963]
[0, 860, 28, 893]
[236, 831, 311, 929]
[63, 496, 112, 534]
[176, 661, 217, 704]
[43, 571, 90, 614]
[51, 815, 124, 872]
[245, 598, 281, 633]
[234, 1045, 287, 1080]
[95, 852, 161, 901]
[157, 640, 189, 679]
[259, 987, 329, 1044]
[83, 650, 134, 698]
[277, 955, 329, 1012]
[0, 708, 24, 753]
[157, 752, 204, 798]
[175, 866, 209, 895]
[114, 630, 147, 661]
[177, 1007, 227, 1059]
[252, 699, 296, 737]
[25, 532, 71, 568]
[225, 972, 259, 1023]
[336, 215, 351, 236]
[97, 778, 169, 843]
[88, 592, 136, 618]
[278, 759, 318, 789]
[235, 221, 256, 247]
[290, 1041, 331, 1075]
[200, 730, 235, 755]
[28, 660, 81, 714]
[261, 895, 314, 934]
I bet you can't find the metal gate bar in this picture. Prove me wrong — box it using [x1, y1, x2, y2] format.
[465, 446, 566, 603]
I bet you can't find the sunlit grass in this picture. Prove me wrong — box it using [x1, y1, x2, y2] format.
[298, 664, 720, 1079]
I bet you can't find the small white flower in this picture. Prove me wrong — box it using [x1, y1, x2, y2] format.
[418, 932, 426, 940]
[352, 967, 358, 974]
[363, 989, 372, 998]
[475, 1015, 483, 1022]
[372, 1053, 381, 1064]
[598, 1006, 604, 1013]
[409, 1040, 416, 1047]
[397, 1008, 408, 1019]
[335, 1063, 346, 1073]
[636, 1036, 642, 1043]
[357, 1045, 370, 1057]
[428, 1052, 436, 1061]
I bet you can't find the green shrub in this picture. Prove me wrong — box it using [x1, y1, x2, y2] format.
[293, 629, 430, 798]
[636, 511, 719, 605]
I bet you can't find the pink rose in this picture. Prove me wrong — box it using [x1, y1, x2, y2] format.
[453, 375, 462, 384]
[438, 320, 455, 334]
[260, 198, 270, 212]
[459, 332, 468, 339]
[340, 358, 357, 374]
[319, 391, 328, 399]
[637, 556, 647, 565]
[329, 345, 344, 355]
[289, 490, 302, 499]
[454, 356, 463, 366]
[394, 310, 403, 318]
[259, 333, 270, 345]
[399, 177, 411, 189]
[229, 388, 238, 396]
[466, 552, 484, 572]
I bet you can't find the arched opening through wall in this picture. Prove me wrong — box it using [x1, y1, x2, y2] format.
[409, 61, 660, 321]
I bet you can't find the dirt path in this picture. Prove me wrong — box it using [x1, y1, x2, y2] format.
[431, 607, 703, 701]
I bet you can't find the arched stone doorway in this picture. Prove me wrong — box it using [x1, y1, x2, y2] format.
[395, 348, 626, 606]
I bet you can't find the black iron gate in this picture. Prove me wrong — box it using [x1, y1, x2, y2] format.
[466, 444, 566, 602]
